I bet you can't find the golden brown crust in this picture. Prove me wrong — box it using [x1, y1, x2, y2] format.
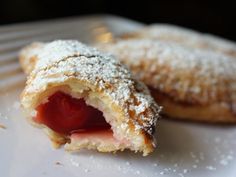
[19, 40, 161, 155]
[150, 88, 236, 123]
[97, 39, 236, 123]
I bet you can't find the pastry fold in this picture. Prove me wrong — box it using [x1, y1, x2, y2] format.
[98, 39, 236, 123]
[19, 40, 161, 155]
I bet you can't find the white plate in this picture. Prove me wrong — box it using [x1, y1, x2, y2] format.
[0, 15, 236, 177]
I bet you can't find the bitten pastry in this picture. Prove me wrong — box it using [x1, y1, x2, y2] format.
[19, 40, 161, 156]
[98, 39, 236, 123]
[121, 24, 236, 58]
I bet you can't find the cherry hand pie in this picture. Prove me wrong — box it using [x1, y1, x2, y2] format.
[19, 40, 161, 155]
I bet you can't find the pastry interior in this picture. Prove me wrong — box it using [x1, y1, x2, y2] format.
[28, 85, 133, 152]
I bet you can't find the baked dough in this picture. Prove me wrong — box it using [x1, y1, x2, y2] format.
[98, 39, 236, 123]
[19, 40, 161, 155]
[121, 24, 236, 58]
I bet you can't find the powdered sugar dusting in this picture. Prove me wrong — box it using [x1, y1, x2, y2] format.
[131, 24, 236, 57]
[21, 40, 161, 153]
[99, 39, 236, 105]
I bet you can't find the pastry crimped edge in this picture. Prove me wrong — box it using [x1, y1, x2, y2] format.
[120, 24, 236, 58]
[97, 39, 236, 123]
[19, 40, 161, 156]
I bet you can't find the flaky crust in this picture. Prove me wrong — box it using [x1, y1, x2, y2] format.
[121, 24, 236, 58]
[19, 42, 44, 74]
[98, 39, 236, 123]
[20, 40, 161, 155]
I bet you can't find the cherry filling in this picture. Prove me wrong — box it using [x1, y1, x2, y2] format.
[34, 91, 111, 135]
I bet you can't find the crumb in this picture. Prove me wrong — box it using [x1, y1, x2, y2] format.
[0, 123, 6, 129]
[84, 168, 90, 173]
[126, 161, 131, 165]
[160, 171, 165, 175]
[206, 166, 216, 170]
[190, 152, 196, 158]
[55, 161, 63, 166]
[183, 169, 188, 173]
[153, 163, 158, 167]
[220, 159, 228, 166]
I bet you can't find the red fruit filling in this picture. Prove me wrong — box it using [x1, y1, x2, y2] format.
[34, 91, 111, 135]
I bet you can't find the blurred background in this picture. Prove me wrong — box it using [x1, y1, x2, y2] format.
[0, 0, 235, 41]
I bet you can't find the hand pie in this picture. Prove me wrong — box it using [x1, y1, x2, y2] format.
[19, 40, 161, 156]
[98, 39, 236, 123]
[121, 24, 236, 58]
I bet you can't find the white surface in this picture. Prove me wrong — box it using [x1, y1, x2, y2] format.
[0, 15, 236, 177]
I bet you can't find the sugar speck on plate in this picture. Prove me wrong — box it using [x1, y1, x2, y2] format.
[220, 159, 229, 166]
[126, 161, 131, 165]
[183, 169, 188, 173]
[160, 171, 165, 175]
[153, 163, 158, 167]
[70, 158, 80, 167]
[190, 151, 197, 158]
[84, 168, 90, 173]
[206, 166, 216, 170]
[227, 155, 233, 160]
[136, 170, 140, 175]
[192, 165, 197, 168]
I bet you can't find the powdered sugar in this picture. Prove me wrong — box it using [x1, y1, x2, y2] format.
[130, 24, 236, 57]
[20, 40, 161, 154]
[99, 39, 236, 105]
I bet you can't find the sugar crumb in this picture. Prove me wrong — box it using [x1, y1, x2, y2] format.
[160, 171, 165, 175]
[183, 169, 188, 174]
[84, 168, 90, 173]
[126, 161, 131, 165]
[206, 166, 216, 171]
[220, 159, 228, 166]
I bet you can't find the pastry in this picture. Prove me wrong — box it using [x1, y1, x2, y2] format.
[121, 24, 236, 58]
[19, 40, 161, 155]
[98, 39, 236, 123]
